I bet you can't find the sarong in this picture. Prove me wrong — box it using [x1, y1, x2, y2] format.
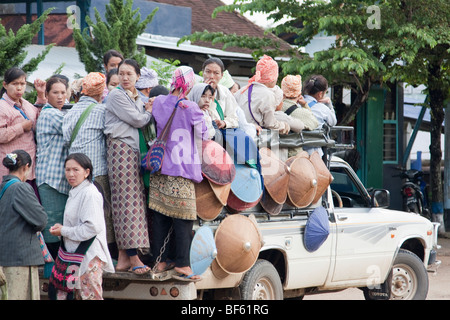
[148, 173, 197, 221]
[107, 137, 149, 250]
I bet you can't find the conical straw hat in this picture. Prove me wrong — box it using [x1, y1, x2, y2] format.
[195, 179, 223, 221]
[285, 152, 318, 208]
[309, 151, 334, 204]
[201, 140, 236, 185]
[214, 214, 263, 274]
[259, 147, 290, 204]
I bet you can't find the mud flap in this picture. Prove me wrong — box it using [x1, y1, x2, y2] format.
[363, 270, 392, 300]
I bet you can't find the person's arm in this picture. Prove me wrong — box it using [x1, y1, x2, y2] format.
[106, 90, 151, 128]
[12, 184, 47, 232]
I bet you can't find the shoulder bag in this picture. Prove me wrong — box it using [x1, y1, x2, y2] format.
[48, 236, 96, 300]
[141, 98, 184, 174]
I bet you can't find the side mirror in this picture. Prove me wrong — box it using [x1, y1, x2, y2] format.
[370, 189, 390, 208]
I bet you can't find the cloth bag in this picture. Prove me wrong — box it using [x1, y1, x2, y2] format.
[142, 99, 184, 174]
[48, 237, 95, 300]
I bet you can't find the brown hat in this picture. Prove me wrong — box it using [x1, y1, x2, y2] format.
[309, 151, 334, 204]
[214, 214, 263, 274]
[194, 179, 224, 221]
[285, 152, 318, 208]
[260, 191, 283, 215]
[259, 147, 290, 204]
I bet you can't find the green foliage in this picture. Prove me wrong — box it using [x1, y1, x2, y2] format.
[149, 58, 180, 88]
[73, 0, 158, 73]
[0, 8, 54, 76]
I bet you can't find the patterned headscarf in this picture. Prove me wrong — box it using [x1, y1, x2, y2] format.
[135, 67, 158, 89]
[81, 72, 106, 96]
[170, 66, 196, 100]
[243, 55, 279, 92]
[281, 75, 302, 98]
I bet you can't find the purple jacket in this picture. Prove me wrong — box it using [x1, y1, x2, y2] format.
[152, 94, 208, 183]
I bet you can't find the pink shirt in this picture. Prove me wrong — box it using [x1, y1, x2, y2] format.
[0, 93, 41, 180]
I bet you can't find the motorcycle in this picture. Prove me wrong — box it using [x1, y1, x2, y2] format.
[394, 168, 431, 220]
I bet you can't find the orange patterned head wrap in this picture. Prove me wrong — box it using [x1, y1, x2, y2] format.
[243, 55, 279, 92]
[281, 75, 302, 98]
[82, 72, 106, 97]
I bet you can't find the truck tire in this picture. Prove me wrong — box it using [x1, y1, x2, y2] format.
[365, 249, 428, 300]
[239, 259, 283, 300]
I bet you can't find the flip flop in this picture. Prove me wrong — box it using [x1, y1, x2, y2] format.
[130, 265, 151, 275]
[154, 262, 175, 273]
[172, 273, 201, 282]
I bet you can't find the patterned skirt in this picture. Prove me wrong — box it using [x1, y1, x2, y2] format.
[148, 173, 197, 221]
[106, 137, 149, 250]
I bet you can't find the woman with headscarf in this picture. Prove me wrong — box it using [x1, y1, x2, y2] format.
[149, 66, 208, 281]
[234, 55, 290, 135]
[187, 83, 216, 140]
[104, 59, 152, 275]
[281, 75, 319, 131]
[63, 72, 115, 255]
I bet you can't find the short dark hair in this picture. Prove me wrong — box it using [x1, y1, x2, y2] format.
[2, 149, 32, 172]
[202, 84, 215, 96]
[202, 57, 225, 73]
[1, 67, 26, 97]
[106, 68, 118, 85]
[303, 75, 328, 96]
[103, 49, 124, 66]
[149, 85, 169, 98]
[65, 153, 94, 182]
[118, 59, 141, 76]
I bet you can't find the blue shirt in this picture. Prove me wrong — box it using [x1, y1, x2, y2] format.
[36, 104, 70, 194]
[62, 96, 108, 177]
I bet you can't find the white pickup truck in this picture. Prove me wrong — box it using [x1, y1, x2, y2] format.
[39, 127, 441, 300]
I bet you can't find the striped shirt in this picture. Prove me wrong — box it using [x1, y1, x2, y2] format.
[36, 104, 70, 194]
[0, 93, 40, 180]
[62, 96, 107, 177]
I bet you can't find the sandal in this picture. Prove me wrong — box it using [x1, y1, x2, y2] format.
[172, 273, 201, 282]
[130, 265, 151, 275]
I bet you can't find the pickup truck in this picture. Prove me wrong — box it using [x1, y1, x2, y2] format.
[39, 127, 441, 300]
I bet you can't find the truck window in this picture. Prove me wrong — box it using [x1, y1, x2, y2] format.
[330, 167, 368, 208]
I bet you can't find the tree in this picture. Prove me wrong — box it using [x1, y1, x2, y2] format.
[72, 0, 158, 73]
[0, 7, 54, 76]
[181, 0, 450, 228]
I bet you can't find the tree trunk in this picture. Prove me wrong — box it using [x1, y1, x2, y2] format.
[428, 61, 446, 233]
[338, 79, 371, 126]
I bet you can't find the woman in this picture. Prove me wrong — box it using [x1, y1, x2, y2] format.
[302, 75, 337, 128]
[36, 77, 71, 258]
[202, 58, 239, 130]
[0, 67, 46, 193]
[234, 55, 290, 135]
[187, 83, 216, 139]
[281, 75, 319, 131]
[150, 66, 208, 280]
[104, 59, 152, 274]
[62, 72, 115, 255]
[49, 153, 114, 300]
[0, 150, 47, 300]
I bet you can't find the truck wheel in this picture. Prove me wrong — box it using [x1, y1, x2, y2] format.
[390, 249, 428, 300]
[239, 260, 283, 300]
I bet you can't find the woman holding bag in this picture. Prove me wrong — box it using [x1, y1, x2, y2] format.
[0, 150, 47, 300]
[149, 66, 208, 280]
[104, 59, 152, 274]
[49, 153, 114, 300]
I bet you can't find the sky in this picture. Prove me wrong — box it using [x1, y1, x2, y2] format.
[220, 0, 283, 29]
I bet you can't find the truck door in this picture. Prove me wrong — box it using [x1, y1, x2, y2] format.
[330, 165, 393, 286]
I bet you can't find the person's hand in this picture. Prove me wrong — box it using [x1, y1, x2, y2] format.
[279, 122, 290, 135]
[49, 223, 63, 236]
[318, 96, 331, 105]
[34, 79, 47, 99]
[255, 124, 262, 136]
[215, 119, 226, 129]
[145, 97, 155, 113]
[297, 95, 307, 107]
[21, 120, 33, 132]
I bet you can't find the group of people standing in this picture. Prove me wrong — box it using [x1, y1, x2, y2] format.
[0, 49, 336, 300]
